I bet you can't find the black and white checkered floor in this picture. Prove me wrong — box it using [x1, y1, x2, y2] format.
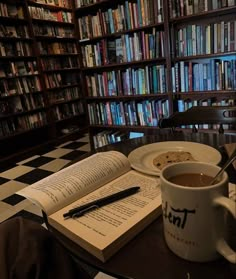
[0, 133, 91, 225]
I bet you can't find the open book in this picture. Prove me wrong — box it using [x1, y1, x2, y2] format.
[17, 151, 162, 262]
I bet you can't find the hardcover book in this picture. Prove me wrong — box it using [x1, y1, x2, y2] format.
[17, 151, 162, 262]
[115, 37, 124, 63]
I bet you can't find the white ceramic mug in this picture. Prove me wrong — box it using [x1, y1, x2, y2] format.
[160, 162, 236, 263]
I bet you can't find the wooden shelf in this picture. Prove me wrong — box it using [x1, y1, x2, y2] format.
[170, 6, 236, 24]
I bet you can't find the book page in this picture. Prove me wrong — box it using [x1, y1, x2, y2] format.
[48, 170, 162, 260]
[17, 151, 131, 215]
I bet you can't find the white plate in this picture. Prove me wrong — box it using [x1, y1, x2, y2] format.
[128, 141, 222, 176]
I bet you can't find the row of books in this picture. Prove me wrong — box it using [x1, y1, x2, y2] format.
[0, 111, 47, 137]
[33, 24, 74, 37]
[37, 41, 77, 54]
[44, 72, 79, 89]
[75, 0, 99, 8]
[176, 21, 236, 57]
[0, 61, 38, 77]
[172, 59, 236, 92]
[40, 56, 80, 70]
[86, 65, 166, 97]
[93, 130, 129, 149]
[0, 94, 45, 116]
[175, 122, 233, 131]
[176, 99, 235, 130]
[0, 25, 29, 38]
[16, 111, 47, 130]
[16, 94, 45, 113]
[177, 98, 235, 113]
[87, 99, 169, 126]
[81, 30, 165, 67]
[78, 0, 163, 40]
[0, 3, 24, 19]
[53, 101, 84, 121]
[28, 6, 72, 23]
[34, 0, 72, 8]
[169, 0, 236, 18]
[0, 42, 32, 57]
[49, 87, 82, 104]
[0, 76, 42, 96]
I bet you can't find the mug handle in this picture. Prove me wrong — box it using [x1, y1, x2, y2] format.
[213, 196, 236, 264]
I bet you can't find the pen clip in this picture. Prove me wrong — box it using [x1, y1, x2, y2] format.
[72, 205, 99, 219]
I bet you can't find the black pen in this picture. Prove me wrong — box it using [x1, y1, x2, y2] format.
[63, 186, 140, 219]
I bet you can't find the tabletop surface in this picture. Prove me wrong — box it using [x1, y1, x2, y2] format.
[49, 130, 236, 279]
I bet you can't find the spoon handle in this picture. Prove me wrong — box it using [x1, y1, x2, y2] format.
[210, 148, 236, 185]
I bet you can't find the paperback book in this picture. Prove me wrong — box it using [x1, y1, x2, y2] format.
[17, 151, 162, 262]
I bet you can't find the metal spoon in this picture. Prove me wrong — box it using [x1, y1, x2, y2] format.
[210, 148, 236, 185]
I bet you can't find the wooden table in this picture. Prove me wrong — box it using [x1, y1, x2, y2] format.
[48, 130, 236, 279]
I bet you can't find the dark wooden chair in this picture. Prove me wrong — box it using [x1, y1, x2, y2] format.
[158, 106, 236, 134]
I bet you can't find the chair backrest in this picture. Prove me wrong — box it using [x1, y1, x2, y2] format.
[158, 106, 236, 133]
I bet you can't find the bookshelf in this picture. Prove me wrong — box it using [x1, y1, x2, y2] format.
[75, 0, 236, 149]
[170, 0, 236, 130]
[0, 0, 48, 160]
[75, 0, 171, 148]
[0, 0, 87, 163]
[0, 0, 235, 160]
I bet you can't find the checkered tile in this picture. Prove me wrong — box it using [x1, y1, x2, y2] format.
[22, 156, 54, 168]
[15, 169, 54, 184]
[0, 133, 90, 225]
[0, 177, 9, 185]
[2, 194, 26, 206]
[61, 150, 87, 160]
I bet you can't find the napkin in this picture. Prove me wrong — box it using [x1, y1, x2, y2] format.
[224, 143, 236, 170]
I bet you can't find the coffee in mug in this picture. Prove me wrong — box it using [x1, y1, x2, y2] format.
[168, 173, 214, 187]
[160, 162, 236, 263]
